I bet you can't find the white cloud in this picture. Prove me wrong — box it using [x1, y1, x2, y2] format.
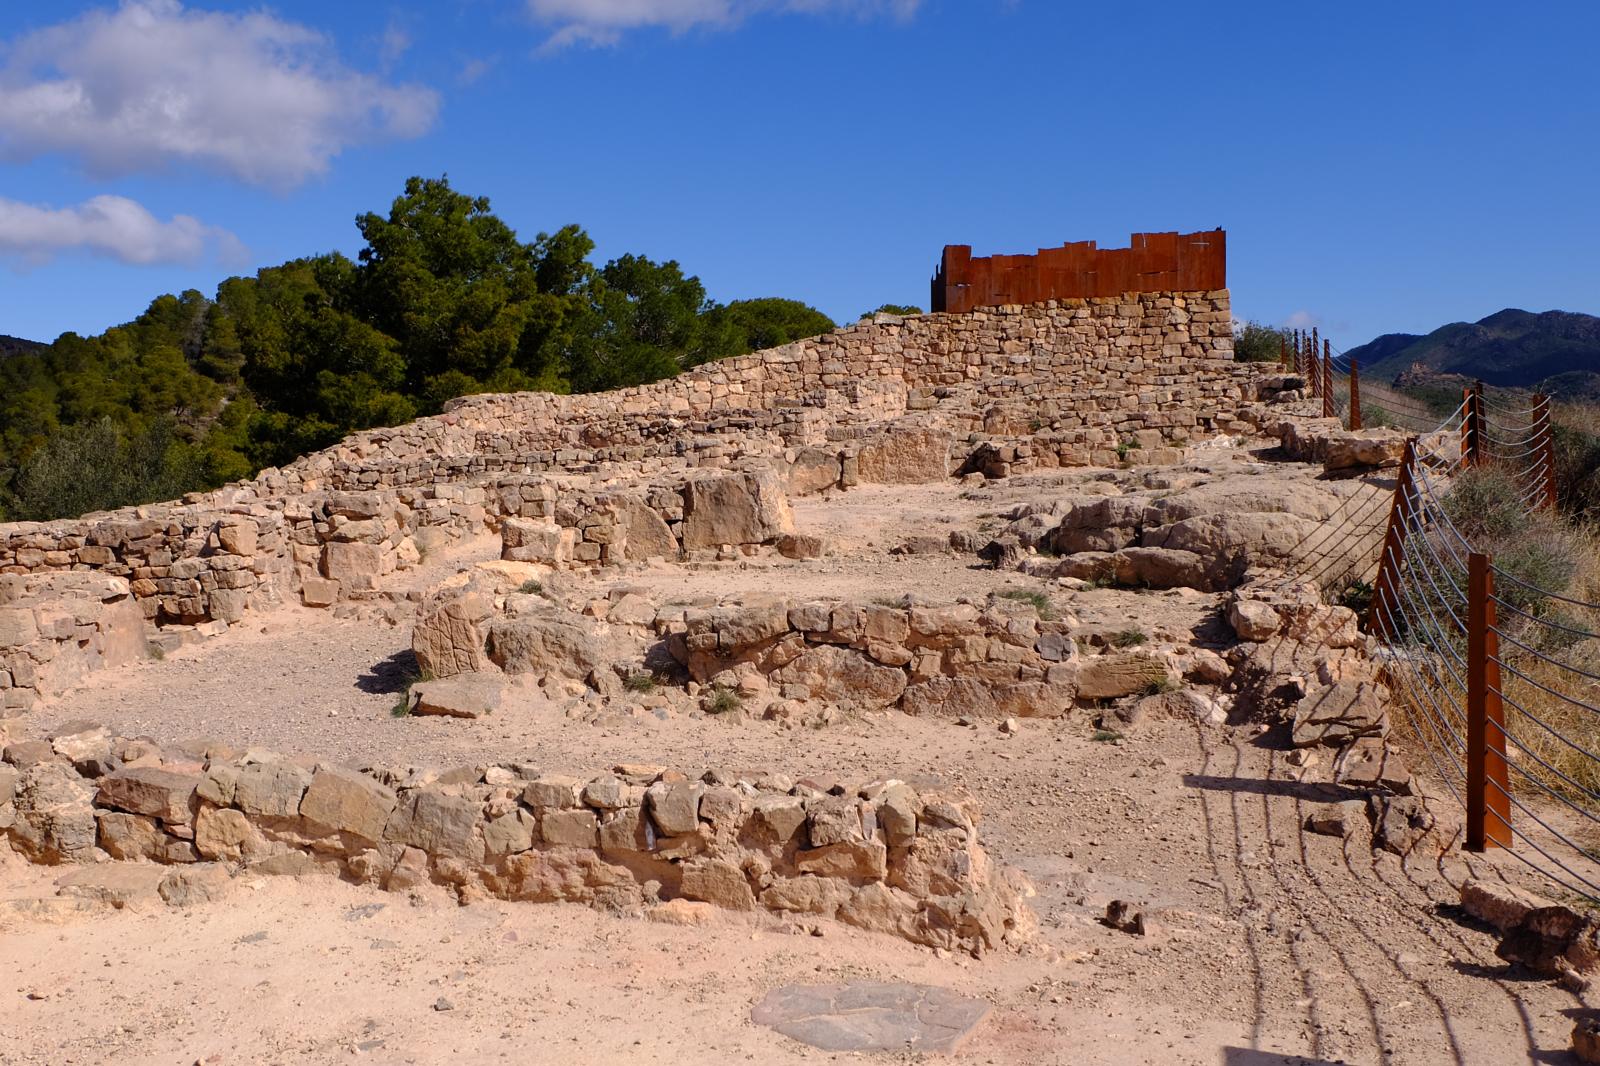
[0, 194, 244, 267]
[1284, 310, 1321, 330]
[528, 0, 922, 48]
[0, 1, 439, 188]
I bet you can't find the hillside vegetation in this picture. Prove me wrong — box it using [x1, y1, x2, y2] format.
[1345, 308, 1600, 397]
[0, 177, 835, 522]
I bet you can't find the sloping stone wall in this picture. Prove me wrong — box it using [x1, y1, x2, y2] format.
[0, 293, 1248, 634]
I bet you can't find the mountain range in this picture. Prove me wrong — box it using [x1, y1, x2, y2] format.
[1343, 308, 1600, 398]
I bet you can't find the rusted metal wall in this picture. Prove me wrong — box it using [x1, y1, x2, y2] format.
[930, 229, 1226, 313]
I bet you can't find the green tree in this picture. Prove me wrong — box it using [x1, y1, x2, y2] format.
[8, 417, 203, 521]
[566, 254, 713, 392]
[699, 298, 835, 362]
[861, 303, 922, 319]
[1234, 321, 1290, 363]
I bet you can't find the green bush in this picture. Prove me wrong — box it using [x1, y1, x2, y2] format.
[1232, 321, 1288, 363]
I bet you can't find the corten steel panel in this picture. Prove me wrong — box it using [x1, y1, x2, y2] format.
[933, 230, 1225, 312]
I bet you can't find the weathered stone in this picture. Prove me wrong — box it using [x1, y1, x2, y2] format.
[409, 674, 505, 719]
[1303, 800, 1367, 839]
[55, 864, 165, 909]
[487, 615, 604, 680]
[854, 427, 952, 484]
[1369, 794, 1459, 858]
[613, 499, 679, 562]
[751, 982, 990, 1054]
[299, 766, 397, 843]
[541, 808, 600, 848]
[384, 789, 482, 860]
[1461, 878, 1556, 933]
[96, 767, 200, 824]
[1323, 430, 1408, 471]
[1333, 737, 1411, 793]
[233, 763, 312, 818]
[646, 780, 702, 836]
[412, 589, 495, 677]
[1292, 680, 1388, 747]
[1075, 652, 1174, 701]
[796, 839, 888, 881]
[158, 863, 234, 907]
[680, 470, 795, 550]
[772, 645, 906, 707]
[525, 775, 584, 809]
[1228, 598, 1280, 642]
[680, 858, 756, 910]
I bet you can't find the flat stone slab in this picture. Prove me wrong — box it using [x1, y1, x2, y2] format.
[751, 981, 990, 1053]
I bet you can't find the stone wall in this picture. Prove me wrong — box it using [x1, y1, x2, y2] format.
[0, 292, 1253, 633]
[0, 573, 150, 713]
[1, 726, 1034, 954]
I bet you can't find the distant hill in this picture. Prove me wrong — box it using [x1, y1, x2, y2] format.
[0, 334, 44, 360]
[1344, 309, 1600, 399]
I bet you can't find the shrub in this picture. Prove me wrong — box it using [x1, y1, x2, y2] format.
[1232, 321, 1288, 363]
[1111, 627, 1148, 648]
[997, 588, 1056, 620]
[518, 579, 544, 595]
[390, 668, 434, 717]
[624, 673, 657, 693]
[704, 687, 742, 715]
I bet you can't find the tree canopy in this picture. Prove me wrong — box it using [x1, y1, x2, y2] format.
[0, 176, 837, 521]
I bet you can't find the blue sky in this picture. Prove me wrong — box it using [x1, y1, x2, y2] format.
[1, 0, 1597, 349]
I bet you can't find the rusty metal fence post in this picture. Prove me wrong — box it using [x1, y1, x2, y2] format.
[1533, 394, 1558, 510]
[1461, 385, 1483, 466]
[1280, 334, 1289, 369]
[1466, 552, 1512, 851]
[1369, 438, 1419, 640]
[1349, 358, 1363, 431]
[1322, 343, 1335, 419]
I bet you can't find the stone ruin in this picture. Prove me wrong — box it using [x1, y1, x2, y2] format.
[1, 261, 1455, 953]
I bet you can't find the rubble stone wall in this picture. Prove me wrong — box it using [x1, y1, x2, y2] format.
[2, 729, 1033, 954]
[0, 292, 1248, 630]
[0, 574, 150, 714]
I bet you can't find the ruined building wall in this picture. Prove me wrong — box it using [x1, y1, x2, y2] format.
[0, 292, 1251, 637]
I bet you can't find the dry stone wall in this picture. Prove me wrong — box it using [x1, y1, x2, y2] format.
[0, 573, 149, 714]
[1, 725, 1033, 954]
[0, 291, 1249, 636]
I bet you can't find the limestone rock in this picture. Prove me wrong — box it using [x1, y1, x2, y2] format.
[412, 589, 495, 677]
[96, 767, 200, 824]
[772, 645, 906, 707]
[854, 426, 952, 484]
[751, 982, 990, 1054]
[9, 763, 97, 863]
[1323, 430, 1409, 471]
[681, 470, 795, 550]
[1462, 878, 1556, 933]
[1228, 598, 1280, 642]
[1292, 680, 1388, 747]
[1075, 652, 1174, 701]
[409, 674, 505, 719]
[158, 863, 234, 907]
[487, 614, 604, 680]
[299, 766, 397, 843]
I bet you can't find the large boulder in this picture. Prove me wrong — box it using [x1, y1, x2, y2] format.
[9, 763, 97, 863]
[612, 498, 679, 562]
[771, 645, 907, 707]
[487, 614, 605, 681]
[1323, 430, 1410, 472]
[854, 426, 952, 485]
[681, 470, 795, 550]
[413, 588, 496, 677]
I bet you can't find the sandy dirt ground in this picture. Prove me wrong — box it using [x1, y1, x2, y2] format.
[4, 473, 1591, 1065]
